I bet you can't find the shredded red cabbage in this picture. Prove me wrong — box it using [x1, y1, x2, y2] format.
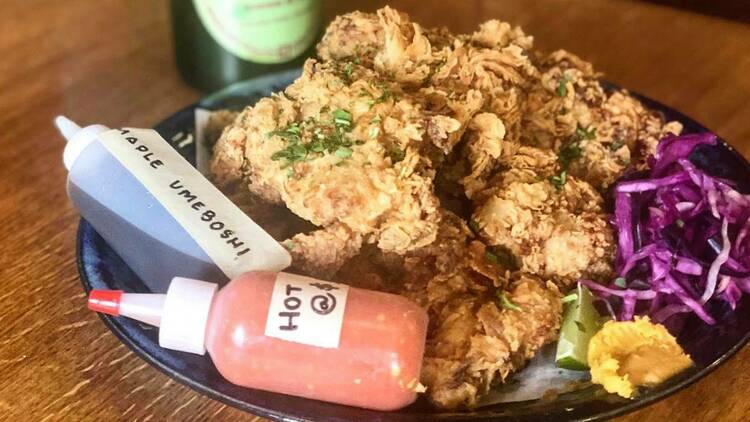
[581, 133, 750, 326]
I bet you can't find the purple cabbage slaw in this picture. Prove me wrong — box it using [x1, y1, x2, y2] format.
[580, 133, 750, 326]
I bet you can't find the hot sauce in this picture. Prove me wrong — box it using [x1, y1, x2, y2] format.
[88, 271, 428, 410]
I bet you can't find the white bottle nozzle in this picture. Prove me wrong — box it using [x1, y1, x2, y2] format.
[54, 115, 110, 170]
[88, 277, 218, 355]
[54, 115, 82, 141]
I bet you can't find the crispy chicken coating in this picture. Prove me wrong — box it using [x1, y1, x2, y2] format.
[285, 223, 364, 279]
[319, 7, 537, 199]
[421, 274, 562, 410]
[473, 147, 615, 286]
[334, 212, 562, 409]
[521, 50, 682, 189]
[212, 59, 455, 272]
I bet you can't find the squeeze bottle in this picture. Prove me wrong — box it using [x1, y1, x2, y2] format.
[57, 116, 291, 292]
[88, 271, 428, 410]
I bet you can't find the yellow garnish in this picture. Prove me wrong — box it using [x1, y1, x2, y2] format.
[588, 316, 693, 398]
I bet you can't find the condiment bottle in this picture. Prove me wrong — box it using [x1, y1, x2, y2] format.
[57, 116, 290, 292]
[88, 271, 428, 410]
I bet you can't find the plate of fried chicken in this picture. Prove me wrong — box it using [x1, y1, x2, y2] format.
[78, 6, 750, 421]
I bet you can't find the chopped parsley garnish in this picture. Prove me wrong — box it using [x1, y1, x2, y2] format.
[558, 142, 583, 169]
[575, 125, 597, 141]
[610, 138, 625, 151]
[550, 125, 596, 189]
[498, 292, 523, 312]
[334, 146, 353, 159]
[332, 108, 353, 127]
[556, 73, 572, 97]
[468, 219, 480, 233]
[549, 170, 567, 191]
[486, 246, 519, 270]
[614, 277, 627, 288]
[426, 58, 447, 80]
[337, 57, 360, 83]
[268, 108, 357, 169]
[270, 143, 307, 164]
[369, 115, 382, 139]
[266, 122, 301, 143]
[342, 62, 354, 80]
[367, 82, 393, 107]
[389, 146, 405, 163]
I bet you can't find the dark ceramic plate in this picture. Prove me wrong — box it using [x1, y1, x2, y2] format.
[78, 69, 750, 422]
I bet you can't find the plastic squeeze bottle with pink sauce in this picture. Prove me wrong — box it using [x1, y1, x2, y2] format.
[88, 271, 428, 410]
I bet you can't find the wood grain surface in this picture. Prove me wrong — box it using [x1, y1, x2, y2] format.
[0, 1, 748, 421]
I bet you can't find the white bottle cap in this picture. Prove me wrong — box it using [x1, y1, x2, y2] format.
[54, 115, 110, 170]
[159, 277, 219, 355]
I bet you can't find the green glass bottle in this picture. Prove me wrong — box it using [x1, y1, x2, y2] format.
[170, 0, 321, 92]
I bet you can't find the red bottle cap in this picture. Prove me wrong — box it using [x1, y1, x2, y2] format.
[88, 290, 123, 315]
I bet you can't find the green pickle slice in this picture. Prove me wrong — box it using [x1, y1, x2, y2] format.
[555, 284, 603, 370]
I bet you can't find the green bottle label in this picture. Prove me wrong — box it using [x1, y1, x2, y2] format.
[193, 0, 320, 64]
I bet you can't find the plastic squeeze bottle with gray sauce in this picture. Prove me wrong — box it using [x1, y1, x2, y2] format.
[57, 116, 291, 292]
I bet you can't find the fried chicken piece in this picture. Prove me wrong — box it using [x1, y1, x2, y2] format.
[598, 90, 684, 169]
[318, 7, 538, 93]
[373, 7, 439, 86]
[431, 22, 537, 93]
[459, 112, 518, 199]
[419, 87, 485, 156]
[522, 50, 606, 148]
[430, 22, 538, 199]
[337, 212, 562, 409]
[422, 274, 562, 409]
[285, 223, 364, 280]
[563, 89, 683, 188]
[429, 20, 537, 164]
[521, 50, 682, 189]
[211, 58, 464, 274]
[332, 210, 497, 314]
[317, 11, 383, 63]
[420, 295, 482, 408]
[204, 110, 239, 148]
[319, 7, 506, 159]
[331, 243, 406, 292]
[318, 7, 452, 86]
[472, 147, 615, 286]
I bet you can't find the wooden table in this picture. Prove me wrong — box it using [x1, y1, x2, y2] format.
[1, 1, 748, 420]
